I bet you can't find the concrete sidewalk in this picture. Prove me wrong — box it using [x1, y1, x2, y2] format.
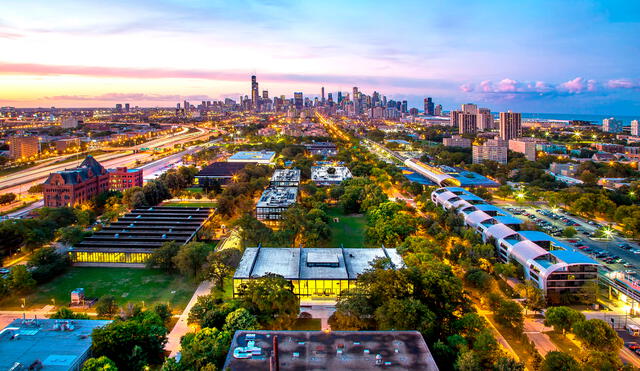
[165, 280, 213, 357]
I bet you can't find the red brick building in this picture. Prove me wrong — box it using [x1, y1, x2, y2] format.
[43, 155, 143, 207]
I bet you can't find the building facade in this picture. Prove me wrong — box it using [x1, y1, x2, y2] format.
[9, 136, 39, 159]
[43, 155, 142, 207]
[472, 139, 508, 164]
[508, 138, 539, 161]
[603, 117, 623, 133]
[499, 111, 522, 140]
[431, 187, 599, 303]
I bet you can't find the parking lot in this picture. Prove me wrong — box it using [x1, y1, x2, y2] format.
[502, 204, 640, 277]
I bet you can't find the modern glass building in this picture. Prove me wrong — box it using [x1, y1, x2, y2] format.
[233, 247, 404, 300]
[69, 206, 213, 266]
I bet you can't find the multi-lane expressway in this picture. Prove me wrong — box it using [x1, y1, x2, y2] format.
[0, 126, 210, 197]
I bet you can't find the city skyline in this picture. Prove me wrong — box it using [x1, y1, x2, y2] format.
[0, 0, 639, 114]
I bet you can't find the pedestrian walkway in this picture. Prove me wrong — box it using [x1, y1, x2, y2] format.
[165, 280, 213, 357]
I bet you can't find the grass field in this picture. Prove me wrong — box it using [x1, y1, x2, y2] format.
[161, 201, 217, 208]
[327, 207, 367, 248]
[0, 268, 198, 312]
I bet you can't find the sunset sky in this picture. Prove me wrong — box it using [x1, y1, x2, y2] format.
[0, 0, 639, 114]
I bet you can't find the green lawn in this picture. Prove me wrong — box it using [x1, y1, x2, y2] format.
[161, 201, 217, 208]
[0, 268, 198, 312]
[327, 207, 367, 248]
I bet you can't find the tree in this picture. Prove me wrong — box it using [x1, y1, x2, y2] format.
[122, 187, 147, 209]
[236, 273, 299, 329]
[223, 307, 259, 333]
[374, 297, 435, 334]
[146, 241, 180, 272]
[515, 281, 545, 314]
[50, 307, 90, 319]
[205, 248, 242, 288]
[27, 246, 69, 282]
[153, 304, 173, 326]
[562, 227, 577, 238]
[0, 193, 16, 205]
[57, 226, 91, 246]
[572, 319, 623, 352]
[95, 295, 119, 319]
[176, 327, 232, 370]
[81, 356, 118, 370]
[543, 306, 585, 334]
[91, 318, 168, 368]
[464, 268, 492, 290]
[540, 351, 580, 371]
[8, 265, 36, 293]
[173, 242, 213, 280]
[582, 350, 623, 371]
[188, 295, 239, 329]
[494, 300, 524, 333]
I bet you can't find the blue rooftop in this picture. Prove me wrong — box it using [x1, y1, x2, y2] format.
[228, 151, 276, 162]
[495, 215, 524, 225]
[550, 250, 599, 265]
[400, 167, 436, 185]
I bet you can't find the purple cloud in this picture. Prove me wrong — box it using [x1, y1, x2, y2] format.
[44, 93, 216, 102]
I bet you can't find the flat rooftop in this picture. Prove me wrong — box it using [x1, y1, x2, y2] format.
[311, 166, 353, 183]
[72, 206, 212, 252]
[196, 162, 251, 177]
[223, 330, 439, 371]
[228, 151, 276, 163]
[234, 247, 404, 280]
[0, 318, 112, 371]
[256, 187, 298, 208]
[271, 169, 301, 183]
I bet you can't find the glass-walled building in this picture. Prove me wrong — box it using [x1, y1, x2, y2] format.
[233, 247, 404, 301]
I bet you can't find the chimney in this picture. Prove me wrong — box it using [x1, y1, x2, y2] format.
[270, 335, 280, 371]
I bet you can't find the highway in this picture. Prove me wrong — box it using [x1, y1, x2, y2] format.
[0, 127, 210, 196]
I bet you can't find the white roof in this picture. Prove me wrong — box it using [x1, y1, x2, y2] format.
[465, 211, 493, 227]
[509, 240, 549, 265]
[485, 224, 518, 240]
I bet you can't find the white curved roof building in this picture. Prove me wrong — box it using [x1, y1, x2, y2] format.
[432, 187, 599, 303]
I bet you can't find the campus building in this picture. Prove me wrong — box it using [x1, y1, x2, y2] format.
[0, 318, 112, 371]
[69, 206, 213, 265]
[270, 168, 301, 187]
[194, 162, 252, 186]
[431, 187, 599, 303]
[233, 247, 404, 300]
[255, 187, 298, 225]
[311, 165, 353, 185]
[228, 150, 276, 164]
[472, 139, 508, 164]
[43, 156, 142, 207]
[303, 142, 337, 157]
[224, 330, 438, 371]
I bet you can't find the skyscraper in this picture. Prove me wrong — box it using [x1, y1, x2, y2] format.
[262, 90, 269, 99]
[457, 112, 477, 134]
[435, 104, 443, 116]
[476, 108, 493, 131]
[401, 100, 408, 113]
[124, 103, 130, 112]
[294, 92, 303, 109]
[321, 87, 325, 103]
[337, 92, 343, 104]
[251, 75, 259, 110]
[602, 117, 623, 133]
[424, 97, 435, 115]
[461, 103, 478, 114]
[632, 120, 640, 136]
[499, 111, 522, 140]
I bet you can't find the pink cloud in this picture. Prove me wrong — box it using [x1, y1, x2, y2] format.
[44, 93, 216, 102]
[607, 79, 639, 89]
[460, 83, 474, 92]
[559, 77, 589, 93]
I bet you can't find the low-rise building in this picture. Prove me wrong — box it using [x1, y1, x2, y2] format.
[43, 155, 142, 207]
[603, 117, 623, 133]
[549, 162, 580, 177]
[233, 247, 403, 300]
[223, 330, 438, 371]
[508, 137, 540, 161]
[311, 165, 353, 185]
[270, 169, 301, 187]
[304, 142, 337, 157]
[442, 135, 471, 148]
[195, 162, 253, 186]
[256, 187, 298, 224]
[54, 138, 81, 153]
[472, 139, 508, 164]
[0, 318, 112, 371]
[593, 143, 625, 153]
[228, 150, 276, 164]
[431, 187, 599, 303]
